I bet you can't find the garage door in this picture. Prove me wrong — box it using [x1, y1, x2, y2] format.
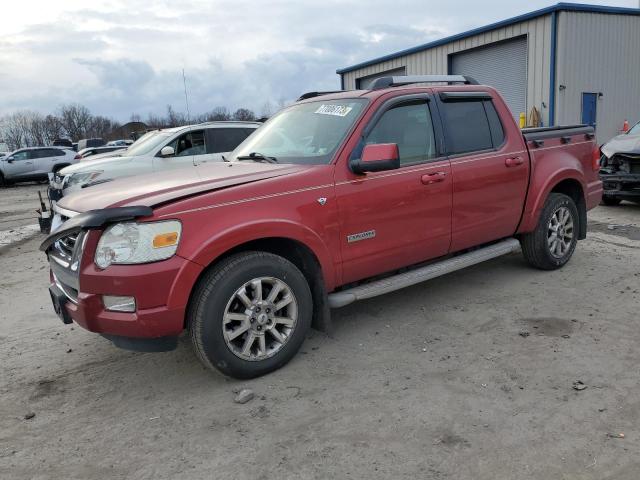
[356, 67, 406, 90]
[451, 37, 527, 121]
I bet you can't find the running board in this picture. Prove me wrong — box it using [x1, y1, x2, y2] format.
[328, 238, 521, 308]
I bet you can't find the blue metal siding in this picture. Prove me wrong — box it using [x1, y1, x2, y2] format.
[549, 11, 558, 126]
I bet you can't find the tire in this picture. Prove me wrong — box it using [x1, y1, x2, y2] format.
[188, 251, 312, 379]
[521, 193, 579, 270]
[0, 172, 5, 187]
[600, 195, 622, 206]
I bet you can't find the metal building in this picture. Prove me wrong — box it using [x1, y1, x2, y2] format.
[337, 3, 640, 143]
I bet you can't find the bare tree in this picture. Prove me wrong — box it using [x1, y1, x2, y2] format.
[233, 108, 256, 121]
[206, 106, 231, 121]
[166, 104, 188, 127]
[42, 115, 64, 143]
[58, 104, 93, 141]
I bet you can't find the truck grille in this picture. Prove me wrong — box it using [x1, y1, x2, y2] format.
[56, 232, 78, 259]
[49, 230, 86, 304]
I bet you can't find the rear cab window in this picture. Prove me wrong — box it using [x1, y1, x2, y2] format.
[205, 128, 253, 154]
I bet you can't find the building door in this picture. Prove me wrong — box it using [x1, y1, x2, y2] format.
[450, 36, 528, 122]
[581, 93, 597, 129]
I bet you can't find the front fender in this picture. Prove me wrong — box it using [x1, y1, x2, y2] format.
[186, 219, 338, 290]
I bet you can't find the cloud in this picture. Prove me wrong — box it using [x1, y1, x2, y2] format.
[1, 0, 638, 121]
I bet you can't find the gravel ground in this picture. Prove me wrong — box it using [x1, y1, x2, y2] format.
[1, 184, 639, 480]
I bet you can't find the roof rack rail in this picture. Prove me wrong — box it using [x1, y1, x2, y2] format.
[297, 91, 344, 101]
[369, 75, 479, 90]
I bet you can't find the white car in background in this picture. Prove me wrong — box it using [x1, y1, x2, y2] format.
[50, 121, 261, 197]
[0, 147, 79, 186]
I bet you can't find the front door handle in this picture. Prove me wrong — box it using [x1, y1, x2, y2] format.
[505, 156, 524, 167]
[421, 171, 447, 185]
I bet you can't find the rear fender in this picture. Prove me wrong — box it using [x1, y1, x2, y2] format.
[518, 167, 586, 234]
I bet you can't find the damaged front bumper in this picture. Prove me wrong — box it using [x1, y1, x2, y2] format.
[599, 153, 640, 201]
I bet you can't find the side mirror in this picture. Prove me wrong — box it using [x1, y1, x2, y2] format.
[350, 143, 400, 174]
[159, 146, 175, 157]
[7, 157, 14, 163]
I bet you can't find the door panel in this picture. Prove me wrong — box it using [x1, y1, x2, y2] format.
[4, 150, 34, 177]
[336, 161, 452, 284]
[335, 97, 452, 284]
[439, 96, 529, 252]
[449, 149, 528, 251]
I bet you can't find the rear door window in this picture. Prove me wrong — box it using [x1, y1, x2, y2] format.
[439, 100, 493, 155]
[206, 128, 253, 154]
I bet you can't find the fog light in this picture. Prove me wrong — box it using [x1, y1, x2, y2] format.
[103, 295, 136, 313]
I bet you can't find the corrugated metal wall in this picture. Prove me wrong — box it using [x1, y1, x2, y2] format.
[555, 11, 640, 143]
[451, 37, 528, 121]
[341, 15, 553, 125]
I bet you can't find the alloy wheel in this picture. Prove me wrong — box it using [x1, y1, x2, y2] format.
[222, 277, 298, 361]
[547, 206, 574, 258]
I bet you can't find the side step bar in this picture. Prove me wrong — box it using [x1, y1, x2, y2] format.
[328, 238, 520, 308]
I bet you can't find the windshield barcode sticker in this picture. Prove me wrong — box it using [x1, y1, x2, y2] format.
[314, 105, 353, 117]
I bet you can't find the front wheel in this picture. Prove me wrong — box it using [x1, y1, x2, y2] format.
[520, 193, 579, 270]
[188, 251, 312, 379]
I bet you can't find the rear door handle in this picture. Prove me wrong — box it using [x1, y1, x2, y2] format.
[505, 156, 524, 167]
[421, 171, 447, 185]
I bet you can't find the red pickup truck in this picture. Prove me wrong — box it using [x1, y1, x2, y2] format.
[41, 75, 602, 378]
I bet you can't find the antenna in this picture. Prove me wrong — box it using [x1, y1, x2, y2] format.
[182, 68, 191, 122]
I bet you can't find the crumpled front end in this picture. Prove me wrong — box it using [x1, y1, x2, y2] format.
[599, 152, 640, 202]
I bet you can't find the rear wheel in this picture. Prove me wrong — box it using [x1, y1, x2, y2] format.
[188, 251, 312, 379]
[521, 193, 579, 270]
[0, 172, 5, 187]
[600, 195, 622, 206]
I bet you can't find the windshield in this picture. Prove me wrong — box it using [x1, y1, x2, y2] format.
[125, 131, 172, 157]
[230, 99, 368, 165]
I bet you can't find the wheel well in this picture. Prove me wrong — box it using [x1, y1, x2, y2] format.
[186, 237, 331, 332]
[551, 179, 587, 239]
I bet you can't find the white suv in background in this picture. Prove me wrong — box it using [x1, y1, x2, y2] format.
[50, 121, 261, 198]
[0, 147, 79, 186]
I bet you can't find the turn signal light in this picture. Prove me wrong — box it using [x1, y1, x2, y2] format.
[153, 232, 179, 248]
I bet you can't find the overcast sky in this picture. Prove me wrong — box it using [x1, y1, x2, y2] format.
[1, 0, 637, 121]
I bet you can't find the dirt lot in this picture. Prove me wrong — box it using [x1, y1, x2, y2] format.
[1, 184, 639, 479]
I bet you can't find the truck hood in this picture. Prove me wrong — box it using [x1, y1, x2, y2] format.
[57, 162, 307, 213]
[601, 133, 640, 158]
[61, 155, 136, 175]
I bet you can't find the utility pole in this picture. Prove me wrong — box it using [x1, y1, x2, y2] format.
[182, 69, 191, 123]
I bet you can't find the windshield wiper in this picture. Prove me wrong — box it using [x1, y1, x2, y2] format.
[236, 152, 278, 163]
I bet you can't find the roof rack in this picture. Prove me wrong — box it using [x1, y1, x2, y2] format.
[369, 75, 479, 90]
[297, 91, 344, 101]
